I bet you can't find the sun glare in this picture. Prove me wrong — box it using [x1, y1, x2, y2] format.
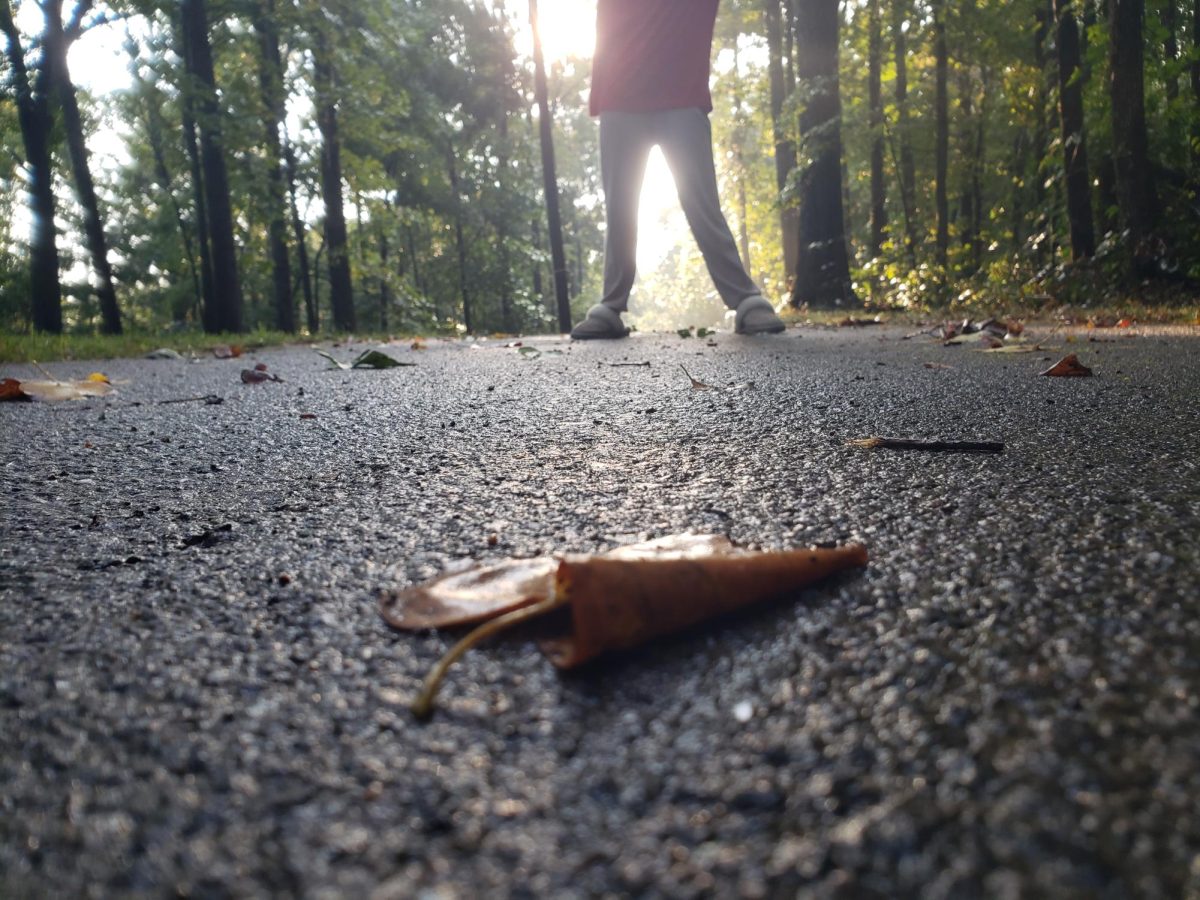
[523, 0, 597, 64]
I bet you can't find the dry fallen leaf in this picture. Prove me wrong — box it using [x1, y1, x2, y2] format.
[0, 378, 32, 402]
[541, 545, 868, 669]
[1040, 353, 1093, 377]
[14, 375, 114, 402]
[383, 534, 869, 717]
[241, 367, 282, 384]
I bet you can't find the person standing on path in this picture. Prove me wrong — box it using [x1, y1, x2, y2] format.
[570, 0, 786, 340]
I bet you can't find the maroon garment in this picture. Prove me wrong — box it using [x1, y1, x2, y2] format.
[589, 0, 720, 116]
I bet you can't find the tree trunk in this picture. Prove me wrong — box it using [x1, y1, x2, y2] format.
[957, 52, 978, 273]
[282, 130, 317, 332]
[790, 0, 856, 308]
[176, 10, 215, 328]
[933, 0, 949, 273]
[181, 0, 243, 333]
[531, 217, 545, 301]
[530, 0, 571, 331]
[1165, 0, 1179, 101]
[132, 55, 201, 323]
[0, 0, 62, 332]
[378, 228, 390, 332]
[253, 0, 295, 333]
[1033, 0, 1053, 264]
[892, 0, 918, 266]
[764, 0, 800, 279]
[313, 30, 355, 331]
[867, 0, 887, 260]
[1192, 0, 1199, 173]
[46, 1, 122, 334]
[1054, 0, 1097, 259]
[1108, 0, 1160, 275]
[731, 41, 752, 277]
[446, 147, 473, 334]
[1010, 131, 1028, 252]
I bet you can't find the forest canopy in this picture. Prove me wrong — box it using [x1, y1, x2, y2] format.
[0, 0, 1196, 337]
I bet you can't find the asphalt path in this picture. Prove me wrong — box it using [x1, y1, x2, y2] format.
[2, 323, 1199, 898]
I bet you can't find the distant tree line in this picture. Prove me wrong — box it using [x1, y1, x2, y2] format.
[0, 0, 1195, 335]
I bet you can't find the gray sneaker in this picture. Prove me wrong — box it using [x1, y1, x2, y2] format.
[570, 304, 630, 340]
[735, 296, 786, 335]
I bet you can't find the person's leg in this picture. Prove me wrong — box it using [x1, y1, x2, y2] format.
[656, 108, 783, 334]
[572, 111, 655, 339]
[656, 108, 760, 309]
[598, 111, 655, 313]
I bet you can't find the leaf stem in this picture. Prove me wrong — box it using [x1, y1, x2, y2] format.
[410, 594, 566, 720]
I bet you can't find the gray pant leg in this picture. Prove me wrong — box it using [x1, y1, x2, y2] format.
[598, 112, 655, 313]
[656, 107, 761, 310]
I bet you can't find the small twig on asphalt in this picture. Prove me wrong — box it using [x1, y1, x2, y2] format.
[158, 395, 225, 405]
[849, 437, 1005, 453]
[608, 361, 651, 368]
[679, 365, 712, 390]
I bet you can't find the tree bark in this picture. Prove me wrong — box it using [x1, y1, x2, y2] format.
[46, 1, 122, 334]
[446, 147, 473, 334]
[892, 0, 918, 266]
[790, 0, 856, 308]
[0, 0, 62, 332]
[530, 0, 571, 331]
[933, 0, 949, 273]
[731, 41, 752, 277]
[282, 130, 317, 332]
[1191, 0, 1200, 173]
[253, 0, 295, 333]
[1165, 0, 1179, 101]
[1033, 0, 1053, 264]
[313, 29, 355, 331]
[181, 0, 243, 333]
[175, 9, 215, 327]
[1108, 0, 1160, 275]
[867, 0, 887, 259]
[1053, 0, 1096, 259]
[764, 0, 800, 278]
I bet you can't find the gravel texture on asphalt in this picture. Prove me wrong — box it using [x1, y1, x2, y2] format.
[2, 325, 1199, 898]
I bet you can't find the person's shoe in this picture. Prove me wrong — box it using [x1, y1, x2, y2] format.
[570, 304, 630, 340]
[735, 296, 786, 335]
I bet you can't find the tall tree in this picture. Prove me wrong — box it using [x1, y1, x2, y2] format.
[1109, 0, 1160, 274]
[180, 0, 243, 332]
[763, 0, 800, 278]
[790, 0, 856, 308]
[312, 26, 355, 331]
[0, 0, 62, 332]
[933, 0, 950, 273]
[46, 0, 122, 334]
[892, 0, 918, 265]
[867, 0, 887, 259]
[529, 0, 570, 331]
[1053, 0, 1096, 259]
[252, 0, 295, 333]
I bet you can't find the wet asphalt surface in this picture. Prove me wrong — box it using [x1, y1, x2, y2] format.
[2, 324, 1199, 898]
